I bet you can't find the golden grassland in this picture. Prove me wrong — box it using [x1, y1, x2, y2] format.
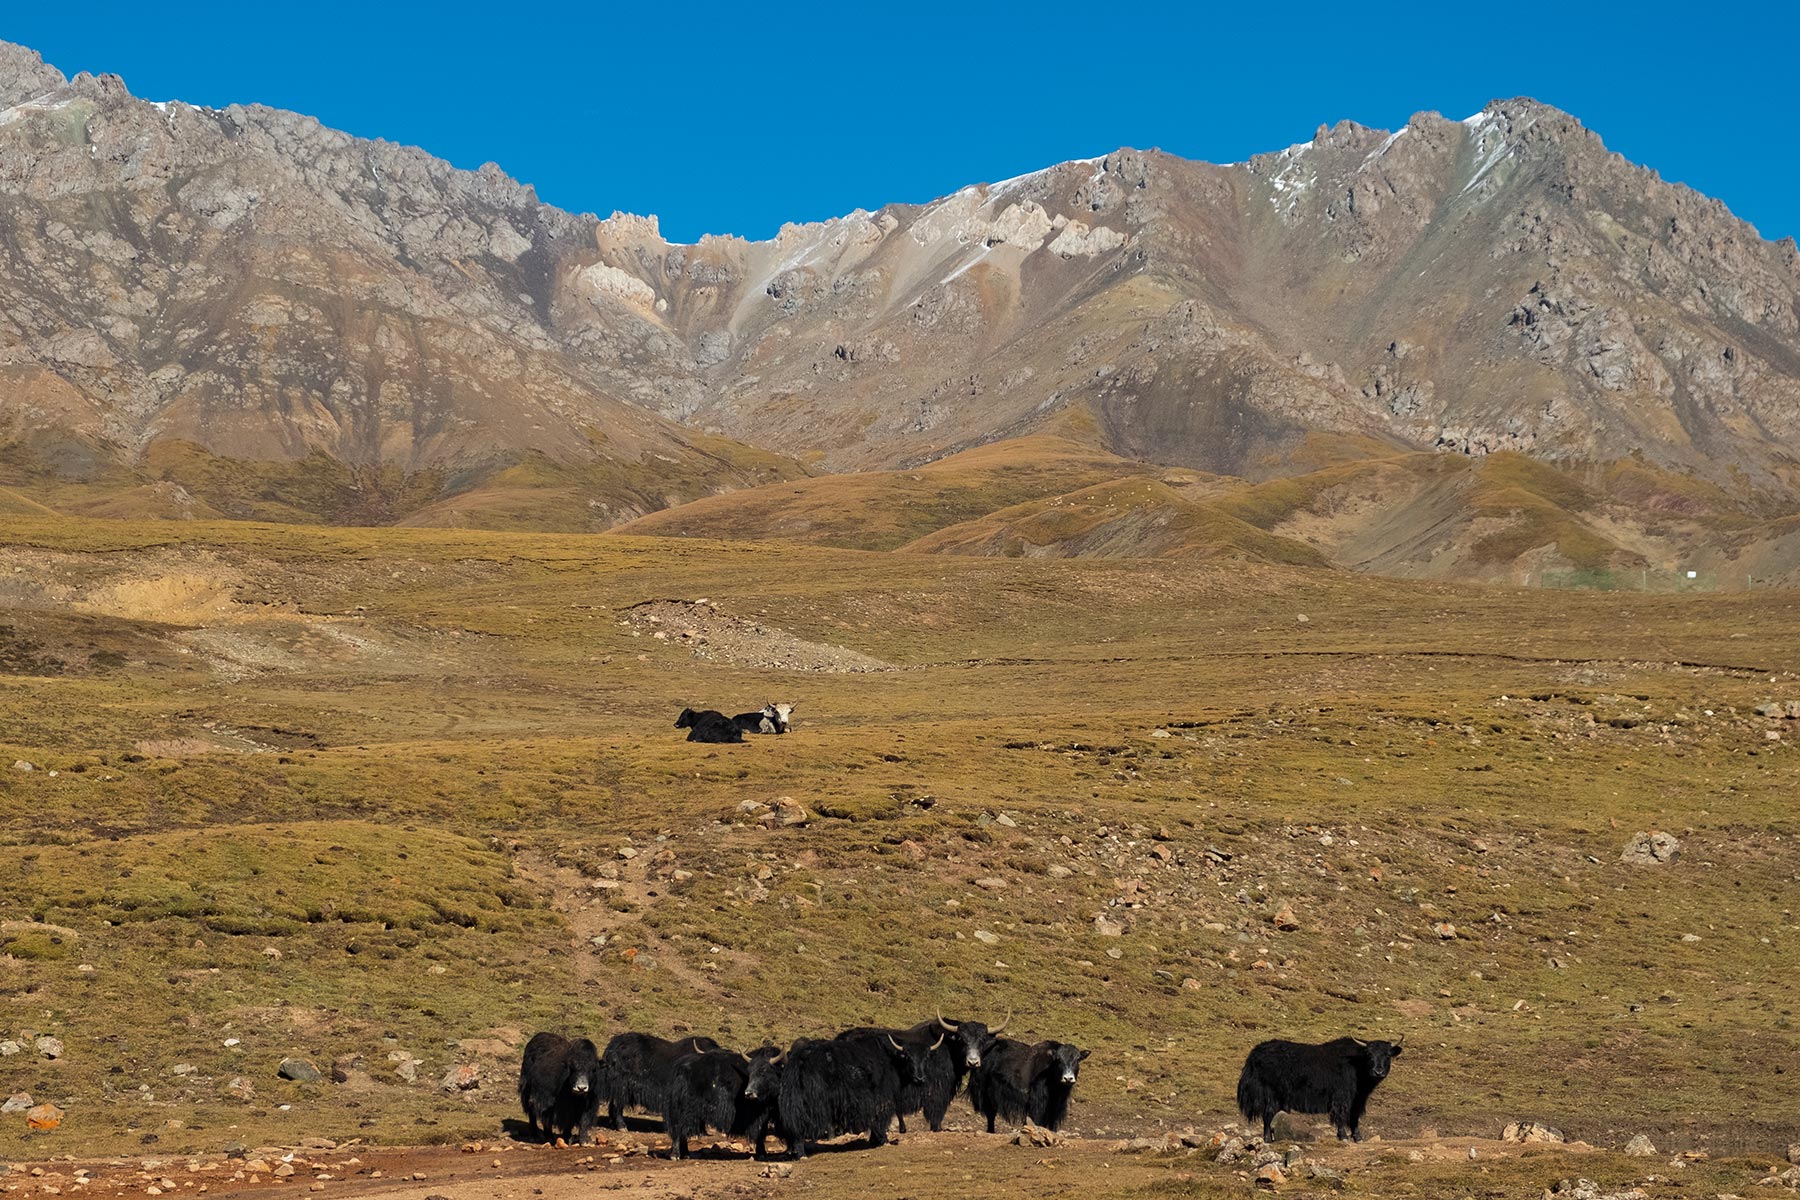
[1, 512, 1797, 1191]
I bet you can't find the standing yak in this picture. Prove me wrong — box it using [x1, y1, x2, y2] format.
[517, 1032, 602, 1144]
[967, 1038, 1088, 1133]
[1236, 1035, 1404, 1141]
[836, 1009, 1008, 1132]
[660, 1046, 781, 1159]
[743, 1032, 934, 1159]
[598, 1032, 722, 1129]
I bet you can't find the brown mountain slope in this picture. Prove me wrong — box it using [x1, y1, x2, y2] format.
[2, 39, 1797, 562]
[609, 436, 1170, 551]
[899, 475, 1328, 566]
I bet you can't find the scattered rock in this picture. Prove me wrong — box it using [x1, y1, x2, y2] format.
[1754, 700, 1800, 719]
[34, 1036, 63, 1059]
[1621, 831, 1680, 865]
[758, 1163, 793, 1179]
[440, 1064, 480, 1092]
[2, 1092, 31, 1114]
[25, 1103, 63, 1131]
[974, 877, 1008, 890]
[271, 1163, 295, 1178]
[1271, 904, 1300, 931]
[1434, 922, 1458, 939]
[1254, 1163, 1287, 1188]
[386, 1051, 420, 1083]
[226, 1077, 255, 1101]
[12, 760, 33, 772]
[330, 1055, 362, 1084]
[1788, 1143, 1800, 1165]
[759, 797, 809, 828]
[0, 1040, 18, 1056]
[1013, 1122, 1063, 1147]
[973, 930, 1000, 945]
[1503, 1120, 1566, 1143]
[277, 1058, 321, 1083]
[1624, 1134, 1656, 1156]
[1093, 915, 1124, 937]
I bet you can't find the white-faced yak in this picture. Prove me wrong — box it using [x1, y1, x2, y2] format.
[517, 1032, 602, 1144]
[967, 1038, 1088, 1133]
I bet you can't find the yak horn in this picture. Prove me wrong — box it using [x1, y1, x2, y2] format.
[886, 1034, 904, 1052]
[1393, 1033, 1405, 1046]
[929, 1032, 946, 1052]
[990, 1009, 1012, 1034]
[936, 1008, 959, 1032]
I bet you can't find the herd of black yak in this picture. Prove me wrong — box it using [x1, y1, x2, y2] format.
[518, 1012, 1405, 1160]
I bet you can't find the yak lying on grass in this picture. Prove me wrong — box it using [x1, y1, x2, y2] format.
[599, 1032, 722, 1129]
[744, 1033, 932, 1159]
[661, 1046, 781, 1159]
[1236, 1036, 1403, 1141]
[836, 1010, 1006, 1132]
[967, 1038, 1088, 1133]
[517, 1032, 602, 1144]
[731, 702, 794, 736]
[675, 708, 743, 743]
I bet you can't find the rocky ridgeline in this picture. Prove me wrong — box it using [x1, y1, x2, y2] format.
[3, 38, 1799, 515]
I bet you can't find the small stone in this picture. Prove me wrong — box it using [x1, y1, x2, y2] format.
[1788, 1143, 1800, 1165]
[1434, 922, 1458, 939]
[25, 1103, 64, 1130]
[386, 1052, 420, 1083]
[440, 1064, 480, 1092]
[1621, 831, 1680, 865]
[1150, 729, 1171, 739]
[1624, 1134, 1656, 1156]
[995, 812, 1018, 827]
[278, 1058, 321, 1083]
[1046, 865, 1072, 879]
[272, 1163, 295, 1178]
[2, 1092, 32, 1114]
[35, 1036, 64, 1059]
[973, 930, 1000, 945]
[1271, 904, 1299, 931]
[974, 877, 1007, 890]
[1502, 1120, 1566, 1143]
[1681, 933, 1701, 943]
[1254, 1163, 1286, 1187]
[0, 1041, 18, 1056]
[12, 760, 33, 772]
[1093, 915, 1124, 937]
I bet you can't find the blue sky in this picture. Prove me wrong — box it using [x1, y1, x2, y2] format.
[6, 2, 1794, 244]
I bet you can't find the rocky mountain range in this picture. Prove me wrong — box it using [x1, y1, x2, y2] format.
[2, 40, 1798, 575]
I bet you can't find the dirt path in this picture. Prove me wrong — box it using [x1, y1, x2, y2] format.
[0, 1132, 1687, 1200]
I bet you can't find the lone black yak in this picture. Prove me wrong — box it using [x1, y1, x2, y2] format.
[517, 1032, 602, 1144]
[675, 708, 743, 744]
[836, 1009, 1007, 1132]
[598, 1032, 722, 1128]
[967, 1038, 1087, 1133]
[1236, 1035, 1404, 1141]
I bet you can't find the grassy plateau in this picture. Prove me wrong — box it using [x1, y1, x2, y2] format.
[0, 511, 1796, 1198]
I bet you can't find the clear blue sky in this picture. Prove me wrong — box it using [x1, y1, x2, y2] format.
[6, 2, 1794, 244]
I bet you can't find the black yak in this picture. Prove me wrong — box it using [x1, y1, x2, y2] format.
[517, 1032, 602, 1144]
[598, 1032, 722, 1129]
[743, 1033, 932, 1159]
[836, 1009, 1007, 1132]
[1235, 1035, 1404, 1141]
[730, 702, 794, 736]
[661, 1046, 781, 1159]
[967, 1038, 1088, 1133]
[675, 708, 743, 744]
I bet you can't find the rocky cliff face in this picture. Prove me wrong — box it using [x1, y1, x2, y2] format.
[2, 40, 1797, 527]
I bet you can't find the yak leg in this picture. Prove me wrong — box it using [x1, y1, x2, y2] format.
[895, 1115, 906, 1134]
[986, 1112, 997, 1134]
[609, 1101, 624, 1131]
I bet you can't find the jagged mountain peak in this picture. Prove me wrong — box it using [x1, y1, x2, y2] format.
[1, 42, 1797, 554]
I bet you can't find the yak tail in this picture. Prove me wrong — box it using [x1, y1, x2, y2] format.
[1236, 1069, 1261, 1124]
